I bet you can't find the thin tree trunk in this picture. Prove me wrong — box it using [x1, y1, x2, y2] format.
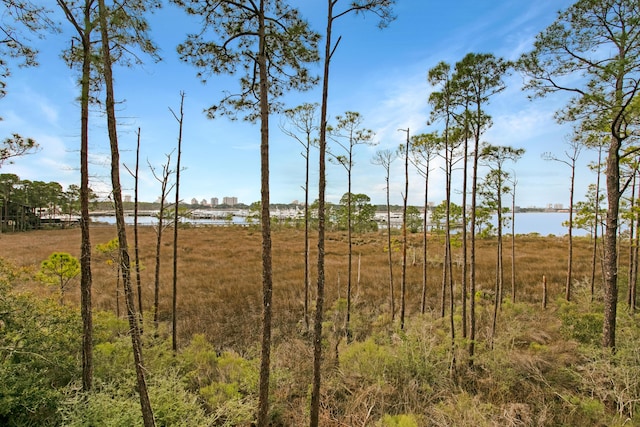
[420, 167, 429, 314]
[627, 172, 635, 309]
[468, 129, 479, 364]
[591, 147, 602, 301]
[386, 170, 395, 320]
[461, 134, 468, 336]
[490, 195, 503, 348]
[511, 180, 516, 304]
[498, 198, 504, 306]
[346, 169, 352, 341]
[171, 92, 185, 352]
[304, 141, 310, 330]
[400, 128, 409, 330]
[97, 1, 154, 424]
[632, 178, 639, 314]
[442, 138, 456, 373]
[566, 163, 575, 301]
[441, 140, 451, 320]
[310, 2, 332, 423]
[134, 128, 143, 329]
[153, 187, 166, 330]
[116, 264, 120, 318]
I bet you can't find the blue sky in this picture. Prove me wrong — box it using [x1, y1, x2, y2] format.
[0, 0, 592, 208]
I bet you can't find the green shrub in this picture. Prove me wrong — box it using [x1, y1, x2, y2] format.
[0, 269, 81, 426]
[558, 300, 603, 346]
[178, 333, 219, 391]
[376, 414, 420, 426]
[60, 372, 213, 427]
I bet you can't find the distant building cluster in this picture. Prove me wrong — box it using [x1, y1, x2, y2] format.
[124, 193, 240, 206]
[189, 196, 238, 207]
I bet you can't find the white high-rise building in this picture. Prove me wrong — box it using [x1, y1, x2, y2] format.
[223, 196, 238, 206]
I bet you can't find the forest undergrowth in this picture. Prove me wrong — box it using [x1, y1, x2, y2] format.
[1, 225, 638, 426]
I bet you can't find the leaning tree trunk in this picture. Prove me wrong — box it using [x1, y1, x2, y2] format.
[97, 0, 154, 424]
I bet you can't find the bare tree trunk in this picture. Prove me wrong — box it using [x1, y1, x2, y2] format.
[490, 194, 503, 348]
[133, 129, 143, 330]
[421, 169, 429, 314]
[346, 170, 352, 341]
[511, 178, 516, 303]
[149, 155, 171, 333]
[461, 134, 468, 337]
[304, 137, 310, 330]
[152, 210, 163, 329]
[386, 174, 395, 320]
[468, 133, 479, 364]
[632, 180, 639, 314]
[627, 172, 635, 309]
[171, 92, 185, 352]
[566, 163, 576, 301]
[441, 139, 452, 321]
[97, 1, 154, 424]
[400, 128, 409, 330]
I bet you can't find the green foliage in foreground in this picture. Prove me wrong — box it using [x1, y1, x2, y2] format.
[0, 259, 80, 426]
[2, 255, 640, 425]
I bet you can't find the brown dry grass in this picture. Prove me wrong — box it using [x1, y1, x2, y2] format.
[0, 224, 612, 352]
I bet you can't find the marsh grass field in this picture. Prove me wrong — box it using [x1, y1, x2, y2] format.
[0, 224, 593, 349]
[3, 224, 637, 426]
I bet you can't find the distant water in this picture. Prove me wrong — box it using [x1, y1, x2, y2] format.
[506, 212, 589, 237]
[92, 211, 590, 237]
